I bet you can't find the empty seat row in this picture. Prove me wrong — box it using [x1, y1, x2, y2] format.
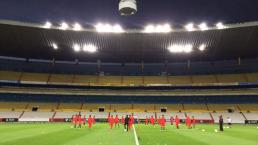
[2, 71, 258, 86]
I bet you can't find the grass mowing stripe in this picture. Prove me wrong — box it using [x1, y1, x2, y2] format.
[133, 125, 140, 145]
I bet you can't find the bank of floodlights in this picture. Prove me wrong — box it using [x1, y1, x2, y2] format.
[144, 24, 172, 33]
[95, 23, 124, 33]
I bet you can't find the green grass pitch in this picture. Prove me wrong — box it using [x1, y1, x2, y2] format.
[0, 123, 258, 145]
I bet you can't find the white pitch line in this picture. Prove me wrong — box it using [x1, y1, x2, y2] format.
[133, 125, 140, 145]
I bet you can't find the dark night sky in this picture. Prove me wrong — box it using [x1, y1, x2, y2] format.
[0, 0, 258, 28]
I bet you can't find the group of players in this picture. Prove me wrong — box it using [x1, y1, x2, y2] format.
[71, 114, 96, 129]
[71, 113, 197, 131]
[145, 115, 196, 129]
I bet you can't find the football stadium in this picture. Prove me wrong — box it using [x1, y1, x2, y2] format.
[0, 0, 258, 145]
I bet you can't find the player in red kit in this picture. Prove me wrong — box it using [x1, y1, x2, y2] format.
[128, 115, 134, 130]
[145, 116, 149, 125]
[192, 116, 196, 128]
[114, 115, 119, 128]
[170, 116, 174, 125]
[186, 116, 191, 129]
[160, 115, 166, 130]
[108, 115, 114, 129]
[175, 115, 180, 129]
[88, 115, 93, 129]
[72, 115, 76, 128]
[121, 116, 125, 125]
[150, 116, 155, 126]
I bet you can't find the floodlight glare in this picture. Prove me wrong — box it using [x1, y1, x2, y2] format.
[199, 44, 206, 51]
[95, 23, 124, 33]
[199, 22, 208, 31]
[73, 23, 82, 31]
[168, 44, 193, 53]
[144, 24, 171, 33]
[185, 23, 195, 31]
[43, 22, 52, 29]
[83, 44, 97, 53]
[112, 24, 124, 33]
[216, 22, 226, 29]
[60, 22, 69, 30]
[144, 25, 155, 33]
[52, 43, 58, 50]
[184, 44, 193, 53]
[73, 44, 81, 52]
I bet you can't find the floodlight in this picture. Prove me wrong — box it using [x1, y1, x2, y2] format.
[144, 25, 155, 33]
[52, 43, 58, 50]
[216, 22, 226, 29]
[184, 44, 193, 53]
[73, 23, 82, 31]
[60, 22, 69, 30]
[168, 44, 193, 53]
[83, 44, 97, 53]
[73, 44, 81, 52]
[199, 22, 208, 31]
[199, 44, 206, 51]
[43, 21, 52, 29]
[185, 23, 195, 31]
[112, 24, 124, 33]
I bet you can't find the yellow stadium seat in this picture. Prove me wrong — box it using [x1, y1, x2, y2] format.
[184, 104, 208, 112]
[155, 104, 183, 112]
[133, 104, 155, 112]
[27, 103, 57, 111]
[73, 75, 97, 85]
[111, 104, 132, 112]
[0, 102, 27, 111]
[168, 76, 192, 85]
[57, 103, 82, 112]
[98, 76, 122, 86]
[208, 104, 238, 112]
[82, 104, 111, 112]
[192, 75, 217, 84]
[48, 74, 74, 85]
[144, 76, 168, 85]
[0, 71, 21, 81]
[123, 76, 143, 86]
[246, 73, 258, 83]
[216, 74, 246, 83]
[238, 104, 258, 112]
[20, 73, 49, 83]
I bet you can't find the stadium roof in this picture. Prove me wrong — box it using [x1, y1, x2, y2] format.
[0, 20, 258, 63]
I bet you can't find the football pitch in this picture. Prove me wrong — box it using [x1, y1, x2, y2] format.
[0, 123, 258, 145]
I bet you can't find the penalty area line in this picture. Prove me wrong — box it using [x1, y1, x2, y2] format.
[133, 125, 140, 145]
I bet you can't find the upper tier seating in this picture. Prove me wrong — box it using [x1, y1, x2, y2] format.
[2, 70, 258, 86]
[238, 104, 258, 112]
[110, 104, 132, 112]
[26, 103, 57, 111]
[57, 103, 82, 111]
[20, 73, 49, 83]
[0, 71, 21, 81]
[155, 104, 183, 112]
[208, 104, 239, 112]
[0, 102, 27, 111]
[184, 104, 208, 112]
[133, 104, 155, 112]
